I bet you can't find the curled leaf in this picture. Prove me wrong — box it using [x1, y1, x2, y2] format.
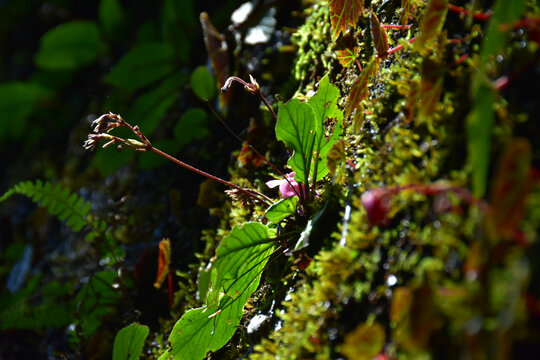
[154, 238, 171, 290]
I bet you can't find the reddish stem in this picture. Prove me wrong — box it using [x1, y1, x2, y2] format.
[448, 4, 492, 21]
[387, 37, 416, 55]
[149, 146, 272, 205]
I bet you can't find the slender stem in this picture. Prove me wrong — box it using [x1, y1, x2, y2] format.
[149, 146, 272, 205]
[206, 103, 302, 199]
[259, 93, 278, 122]
[387, 37, 416, 55]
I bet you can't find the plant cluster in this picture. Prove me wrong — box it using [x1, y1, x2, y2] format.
[1, 0, 540, 359]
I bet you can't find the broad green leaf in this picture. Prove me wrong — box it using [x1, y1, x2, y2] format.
[265, 196, 299, 223]
[276, 75, 343, 186]
[105, 43, 176, 90]
[162, 222, 274, 360]
[467, 0, 527, 197]
[328, 0, 364, 40]
[308, 75, 344, 182]
[173, 108, 210, 147]
[0, 81, 52, 139]
[276, 99, 316, 185]
[190, 66, 216, 100]
[112, 323, 149, 360]
[35, 21, 101, 70]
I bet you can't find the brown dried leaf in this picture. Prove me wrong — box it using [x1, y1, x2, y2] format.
[328, 0, 365, 40]
[370, 11, 389, 58]
[488, 139, 535, 240]
[345, 57, 380, 117]
[153, 238, 171, 290]
[417, 59, 444, 123]
[200, 12, 230, 110]
[414, 0, 449, 54]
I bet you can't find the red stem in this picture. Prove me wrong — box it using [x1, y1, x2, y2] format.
[149, 146, 272, 205]
[448, 4, 492, 21]
[387, 37, 416, 55]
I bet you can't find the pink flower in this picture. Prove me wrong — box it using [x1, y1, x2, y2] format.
[266, 172, 305, 198]
[361, 187, 392, 226]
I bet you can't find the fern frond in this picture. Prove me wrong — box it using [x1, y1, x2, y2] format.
[0, 179, 92, 232]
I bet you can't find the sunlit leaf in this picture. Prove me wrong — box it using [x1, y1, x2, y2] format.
[105, 42, 176, 91]
[336, 46, 358, 67]
[154, 239, 171, 290]
[414, 0, 448, 54]
[276, 75, 343, 187]
[35, 21, 101, 70]
[161, 223, 274, 360]
[328, 0, 365, 39]
[345, 57, 380, 118]
[265, 196, 299, 223]
[190, 66, 216, 100]
[112, 323, 149, 360]
[370, 11, 389, 58]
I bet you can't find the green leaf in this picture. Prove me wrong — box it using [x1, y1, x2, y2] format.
[0, 180, 93, 232]
[275, 74, 343, 187]
[162, 222, 274, 360]
[0, 81, 52, 139]
[74, 271, 122, 339]
[467, 0, 527, 197]
[105, 43, 176, 90]
[35, 21, 101, 70]
[173, 108, 210, 147]
[265, 196, 299, 223]
[190, 66, 216, 100]
[112, 323, 150, 360]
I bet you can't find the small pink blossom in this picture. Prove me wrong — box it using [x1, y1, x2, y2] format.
[361, 187, 392, 226]
[266, 172, 305, 198]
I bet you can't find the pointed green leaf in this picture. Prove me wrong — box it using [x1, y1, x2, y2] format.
[265, 196, 299, 223]
[112, 323, 149, 360]
[276, 75, 343, 186]
[162, 222, 274, 360]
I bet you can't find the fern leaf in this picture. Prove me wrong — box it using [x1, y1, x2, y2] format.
[0, 179, 92, 232]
